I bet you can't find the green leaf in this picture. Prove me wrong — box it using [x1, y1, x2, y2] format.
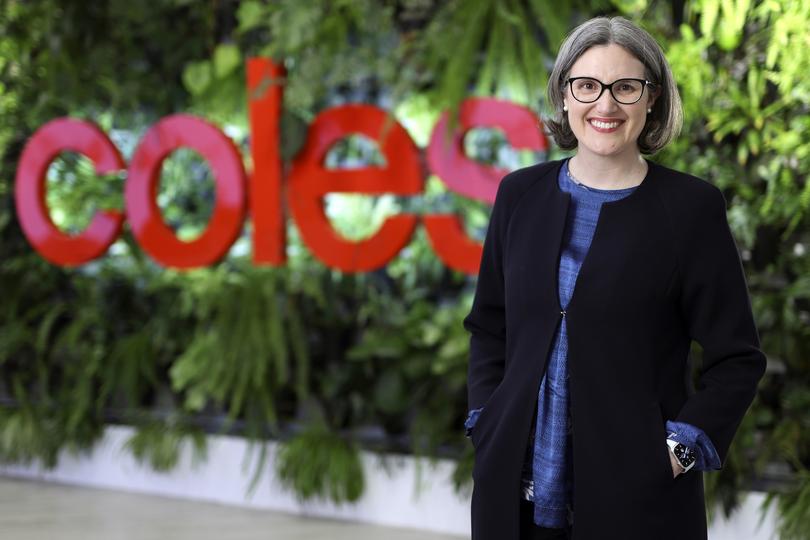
[237, 1, 266, 33]
[182, 60, 212, 95]
[611, 0, 648, 15]
[700, 0, 720, 38]
[275, 425, 364, 504]
[213, 44, 241, 79]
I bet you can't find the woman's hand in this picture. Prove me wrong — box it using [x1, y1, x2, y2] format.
[669, 449, 685, 478]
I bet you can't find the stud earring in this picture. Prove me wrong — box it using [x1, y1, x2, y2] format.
[647, 108, 652, 113]
[563, 105, 568, 112]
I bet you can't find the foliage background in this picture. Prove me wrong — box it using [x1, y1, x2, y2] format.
[1, 0, 808, 537]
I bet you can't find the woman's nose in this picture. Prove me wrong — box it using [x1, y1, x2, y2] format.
[594, 88, 620, 112]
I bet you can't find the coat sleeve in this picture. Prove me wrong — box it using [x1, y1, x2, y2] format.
[665, 420, 721, 471]
[673, 186, 767, 468]
[463, 176, 512, 412]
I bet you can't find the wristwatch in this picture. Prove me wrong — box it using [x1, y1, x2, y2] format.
[666, 438, 696, 473]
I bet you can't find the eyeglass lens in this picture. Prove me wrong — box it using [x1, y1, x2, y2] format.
[570, 78, 644, 104]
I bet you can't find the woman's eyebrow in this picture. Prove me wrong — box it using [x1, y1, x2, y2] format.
[569, 75, 645, 80]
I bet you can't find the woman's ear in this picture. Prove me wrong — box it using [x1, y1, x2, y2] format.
[648, 85, 662, 110]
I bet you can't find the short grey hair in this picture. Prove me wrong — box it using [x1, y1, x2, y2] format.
[544, 16, 683, 154]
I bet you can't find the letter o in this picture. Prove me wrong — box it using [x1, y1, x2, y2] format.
[125, 114, 247, 269]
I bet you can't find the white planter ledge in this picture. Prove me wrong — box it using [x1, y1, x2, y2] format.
[0, 425, 779, 539]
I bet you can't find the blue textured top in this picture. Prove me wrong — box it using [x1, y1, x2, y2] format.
[465, 158, 721, 527]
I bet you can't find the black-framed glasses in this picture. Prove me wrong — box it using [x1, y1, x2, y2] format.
[565, 77, 658, 105]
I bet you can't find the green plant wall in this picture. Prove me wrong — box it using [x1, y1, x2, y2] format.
[1, 0, 808, 537]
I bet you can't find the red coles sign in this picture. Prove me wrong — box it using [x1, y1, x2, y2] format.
[14, 59, 548, 274]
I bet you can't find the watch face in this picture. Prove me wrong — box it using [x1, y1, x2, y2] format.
[674, 443, 696, 467]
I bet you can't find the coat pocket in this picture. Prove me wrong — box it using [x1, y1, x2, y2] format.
[470, 403, 491, 449]
[650, 402, 676, 483]
[470, 384, 504, 449]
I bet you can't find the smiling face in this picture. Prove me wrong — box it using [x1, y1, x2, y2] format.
[563, 43, 659, 159]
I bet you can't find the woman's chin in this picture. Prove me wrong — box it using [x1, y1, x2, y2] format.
[580, 143, 627, 158]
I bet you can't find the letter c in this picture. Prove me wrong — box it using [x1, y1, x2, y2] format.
[14, 118, 125, 266]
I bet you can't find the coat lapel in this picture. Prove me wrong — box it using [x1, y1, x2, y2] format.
[508, 159, 571, 317]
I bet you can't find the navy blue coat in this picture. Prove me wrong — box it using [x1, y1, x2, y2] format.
[463, 158, 767, 540]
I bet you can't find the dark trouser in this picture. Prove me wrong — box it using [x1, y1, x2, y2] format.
[519, 498, 572, 540]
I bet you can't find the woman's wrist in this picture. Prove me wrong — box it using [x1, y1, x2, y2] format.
[668, 446, 686, 477]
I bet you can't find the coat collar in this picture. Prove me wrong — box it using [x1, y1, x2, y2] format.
[547, 157, 659, 208]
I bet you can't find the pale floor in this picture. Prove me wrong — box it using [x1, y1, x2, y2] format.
[0, 477, 465, 540]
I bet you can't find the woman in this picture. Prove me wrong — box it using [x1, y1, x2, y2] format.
[463, 16, 766, 540]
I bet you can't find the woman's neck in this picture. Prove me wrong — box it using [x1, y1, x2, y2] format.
[568, 150, 648, 190]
